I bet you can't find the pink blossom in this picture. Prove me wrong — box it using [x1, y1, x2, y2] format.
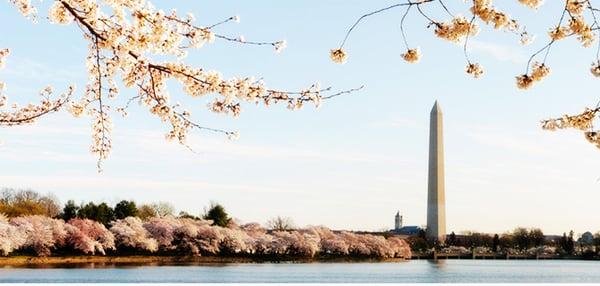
[143, 216, 180, 249]
[0, 214, 26, 255]
[67, 218, 115, 254]
[9, 215, 66, 256]
[110, 217, 158, 252]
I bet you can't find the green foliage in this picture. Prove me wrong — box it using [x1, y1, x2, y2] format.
[407, 236, 430, 252]
[61, 200, 79, 221]
[511, 227, 545, 250]
[77, 202, 115, 226]
[203, 202, 230, 227]
[492, 234, 500, 252]
[469, 232, 493, 248]
[528, 228, 545, 247]
[446, 231, 457, 246]
[178, 211, 200, 220]
[114, 200, 138, 219]
[559, 231, 575, 255]
[410, 228, 547, 253]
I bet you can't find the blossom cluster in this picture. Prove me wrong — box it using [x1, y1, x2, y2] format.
[0, 215, 411, 259]
[542, 107, 600, 149]
[516, 62, 551, 90]
[434, 16, 479, 43]
[517, 0, 544, 9]
[9, 0, 37, 19]
[541, 108, 597, 132]
[546, 2, 595, 47]
[401, 48, 421, 63]
[470, 0, 519, 31]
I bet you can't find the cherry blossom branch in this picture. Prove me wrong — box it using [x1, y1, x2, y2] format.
[0, 94, 71, 126]
[0, 48, 73, 126]
[338, 0, 435, 49]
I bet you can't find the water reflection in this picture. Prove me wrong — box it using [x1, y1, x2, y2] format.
[427, 259, 447, 269]
[1, 261, 253, 270]
[0, 260, 599, 283]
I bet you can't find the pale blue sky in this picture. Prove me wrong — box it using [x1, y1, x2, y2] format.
[1, 1, 600, 235]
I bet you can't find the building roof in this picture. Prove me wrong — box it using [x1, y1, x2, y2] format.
[391, 225, 422, 235]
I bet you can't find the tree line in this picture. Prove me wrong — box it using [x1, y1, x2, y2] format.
[1, 188, 221, 226]
[407, 227, 600, 258]
[0, 189, 411, 259]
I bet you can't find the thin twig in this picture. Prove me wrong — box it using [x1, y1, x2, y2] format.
[339, 0, 435, 48]
[400, 6, 413, 50]
[463, 16, 477, 64]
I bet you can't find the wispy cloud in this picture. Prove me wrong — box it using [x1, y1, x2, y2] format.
[468, 40, 527, 64]
[0, 56, 82, 82]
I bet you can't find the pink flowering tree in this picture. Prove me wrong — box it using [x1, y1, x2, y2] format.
[67, 218, 115, 255]
[387, 236, 412, 258]
[143, 216, 180, 250]
[270, 231, 320, 257]
[64, 224, 100, 254]
[9, 216, 67, 256]
[310, 227, 350, 256]
[0, 213, 412, 258]
[110, 217, 158, 252]
[0, 214, 26, 256]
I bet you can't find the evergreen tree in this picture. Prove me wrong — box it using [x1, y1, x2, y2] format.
[203, 202, 230, 227]
[61, 200, 79, 221]
[446, 231, 457, 246]
[114, 200, 138, 219]
[567, 230, 575, 254]
[492, 234, 500, 252]
[77, 202, 114, 226]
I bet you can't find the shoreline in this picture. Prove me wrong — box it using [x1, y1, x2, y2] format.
[0, 255, 409, 267]
[0, 254, 598, 268]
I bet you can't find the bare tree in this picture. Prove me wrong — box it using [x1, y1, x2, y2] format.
[151, 202, 175, 218]
[267, 216, 295, 231]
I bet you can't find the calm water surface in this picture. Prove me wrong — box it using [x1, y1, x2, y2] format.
[1, 260, 600, 283]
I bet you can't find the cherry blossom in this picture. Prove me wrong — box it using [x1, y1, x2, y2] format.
[67, 218, 115, 254]
[331, 0, 600, 150]
[9, 216, 67, 256]
[5, 0, 361, 170]
[0, 214, 26, 256]
[110, 217, 158, 252]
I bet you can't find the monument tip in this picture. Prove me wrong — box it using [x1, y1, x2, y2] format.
[431, 100, 442, 114]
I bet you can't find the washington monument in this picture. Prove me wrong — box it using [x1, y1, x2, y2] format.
[426, 101, 446, 241]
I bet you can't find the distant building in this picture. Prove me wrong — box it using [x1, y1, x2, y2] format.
[391, 212, 423, 236]
[393, 225, 424, 236]
[579, 231, 594, 245]
[395, 211, 403, 230]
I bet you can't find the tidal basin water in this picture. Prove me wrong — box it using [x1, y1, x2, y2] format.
[1, 260, 600, 283]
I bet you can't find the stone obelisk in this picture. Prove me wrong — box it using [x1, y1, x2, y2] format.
[426, 100, 446, 242]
